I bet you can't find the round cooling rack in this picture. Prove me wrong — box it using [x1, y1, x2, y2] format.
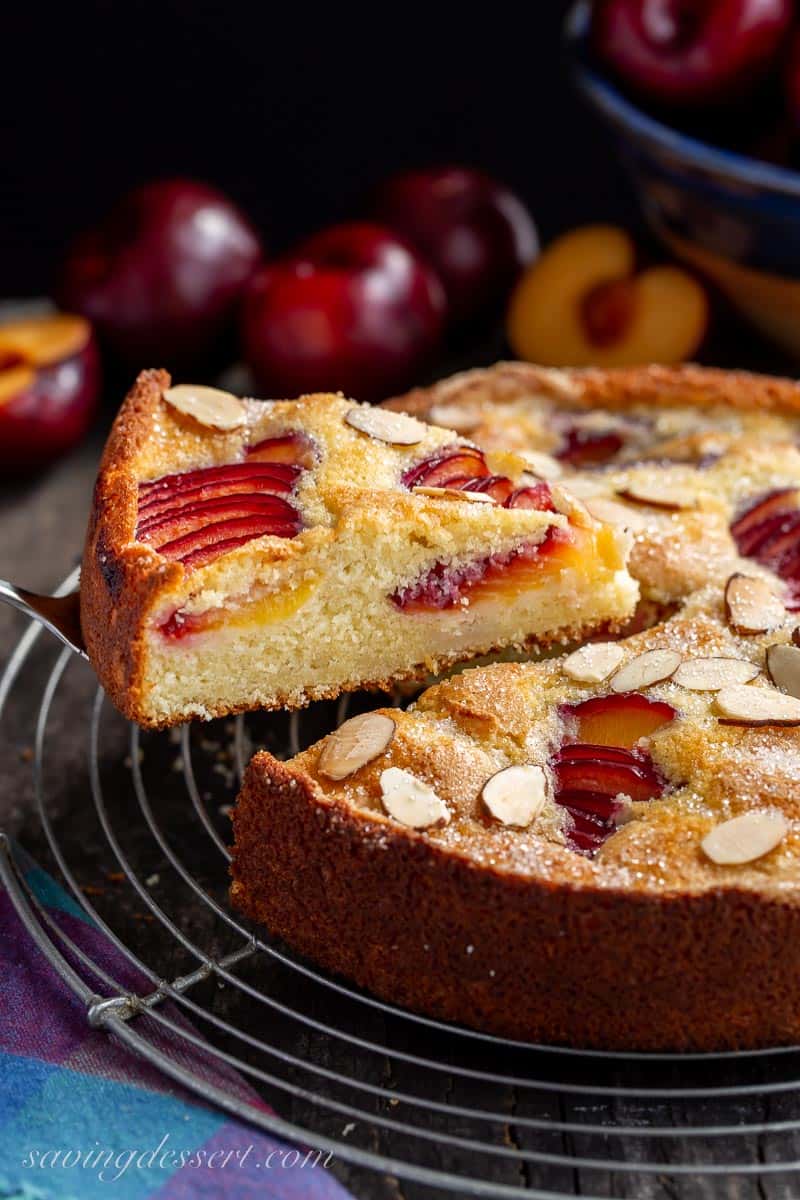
[3, 570, 800, 1199]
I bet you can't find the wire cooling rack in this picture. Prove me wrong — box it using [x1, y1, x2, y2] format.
[3, 569, 800, 1199]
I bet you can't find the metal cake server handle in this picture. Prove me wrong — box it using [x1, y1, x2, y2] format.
[0, 580, 86, 658]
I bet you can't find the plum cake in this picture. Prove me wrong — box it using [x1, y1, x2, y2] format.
[231, 586, 800, 1052]
[80, 369, 637, 727]
[387, 362, 800, 612]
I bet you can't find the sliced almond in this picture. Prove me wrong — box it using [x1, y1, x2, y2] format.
[617, 481, 697, 511]
[550, 484, 592, 528]
[518, 450, 563, 479]
[715, 682, 800, 726]
[162, 384, 246, 430]
[672, 656, 759, 692]
[481, 764, 548, 828]
[558, 475, 604, 500]
[766, 643, 800, 699]
[345, 406, 425, 446]
[379, 767, 449, 828]
[701, 810, 788, 866]
[428, 402, 482, 433]
[318, 713, 395, 780]
[609, 649, 682, 693]
[539, 367, 582, 400]
[412, 485, 494, 504]
[563, 642, 625, 684]
[584, 497, 648, 532]
[724, 574, 786, 635]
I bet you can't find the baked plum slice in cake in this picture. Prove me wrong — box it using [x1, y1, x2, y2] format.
[387, 362, 800, 617]
[81, 370, 638, 727]
[553, 692, 675, 854]
[386, 361, 800, 464]
[731, 489, 800, 609]
[231, 590, 800, 1052]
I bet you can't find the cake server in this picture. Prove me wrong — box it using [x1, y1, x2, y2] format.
[0, 581, 86, 658]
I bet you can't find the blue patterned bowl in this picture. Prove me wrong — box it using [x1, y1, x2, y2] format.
[566, 0, 800, 358]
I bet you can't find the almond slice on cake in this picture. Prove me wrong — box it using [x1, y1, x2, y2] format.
[724, 574, 786, 635]
[701, 811, 788, 865]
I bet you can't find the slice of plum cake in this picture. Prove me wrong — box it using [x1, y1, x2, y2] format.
[81, 370, 638, 727]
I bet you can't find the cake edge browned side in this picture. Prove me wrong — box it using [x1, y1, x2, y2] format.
[385, 361, 800, 419]
[230, 750, 800, 1053]
[80, 369, 184, 726]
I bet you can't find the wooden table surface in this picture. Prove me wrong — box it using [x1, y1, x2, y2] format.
[2, 392, 799, 1200]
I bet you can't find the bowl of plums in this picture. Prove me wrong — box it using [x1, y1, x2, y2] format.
[567, 0, 800, 356]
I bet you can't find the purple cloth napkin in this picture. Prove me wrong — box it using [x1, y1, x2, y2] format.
[0, 841, 352, 1199]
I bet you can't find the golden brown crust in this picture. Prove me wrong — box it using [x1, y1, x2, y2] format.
[387, 361, 800, 419]
[80, 370, 184, 723]
[230, 750, 800, 1051]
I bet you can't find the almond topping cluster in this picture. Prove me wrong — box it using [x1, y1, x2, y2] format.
[313, 568, 800, 857]
[557, 581, 800, 727]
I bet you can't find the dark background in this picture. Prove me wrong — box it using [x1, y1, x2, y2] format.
[0, 0, 637, 298]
